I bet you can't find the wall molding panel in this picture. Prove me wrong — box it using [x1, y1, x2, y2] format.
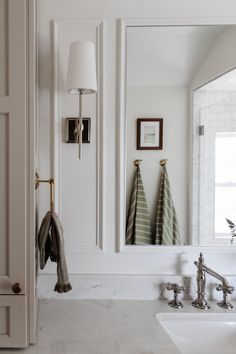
[53, 19, 104, 255]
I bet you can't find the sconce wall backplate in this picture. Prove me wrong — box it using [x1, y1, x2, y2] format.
[66, 117, 91, 143]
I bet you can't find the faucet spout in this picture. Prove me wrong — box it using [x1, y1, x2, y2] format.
[194, 258, 230, 289]
[192, 253, 234, 310]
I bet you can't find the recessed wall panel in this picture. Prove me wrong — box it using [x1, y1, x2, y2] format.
[0, 115, 8, 276]
[0, 307, 9, 335]
[54, 20, 103, 255]
[0, 0, 8, 96]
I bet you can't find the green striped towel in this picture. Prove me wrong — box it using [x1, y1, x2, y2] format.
[126, 165, 152, 245]
[155, 165, 180, 245]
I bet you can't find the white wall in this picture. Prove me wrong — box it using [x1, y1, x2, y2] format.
[37, 0, 236, 298]
[126, 86, 189, 244]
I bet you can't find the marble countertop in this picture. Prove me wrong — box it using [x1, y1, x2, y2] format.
[8, 299, 236, 354]
[37, 299, 179, 354]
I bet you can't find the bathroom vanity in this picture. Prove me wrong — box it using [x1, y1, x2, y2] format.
[31, 299, 236, 354]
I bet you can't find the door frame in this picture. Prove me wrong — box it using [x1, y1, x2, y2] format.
[27, 0, 38, 345]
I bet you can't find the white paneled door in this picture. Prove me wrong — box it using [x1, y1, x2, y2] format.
[0, 0, 36, 347]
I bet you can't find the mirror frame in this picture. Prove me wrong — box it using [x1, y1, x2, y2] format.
[117, 17, 236, 253]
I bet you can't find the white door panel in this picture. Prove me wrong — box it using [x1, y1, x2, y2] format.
[0, 296, 27, 348]
[0, 0, 28, 347]
[0, 0, 27, 293]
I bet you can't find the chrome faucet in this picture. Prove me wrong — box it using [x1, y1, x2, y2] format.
[192, 253, 234, 310]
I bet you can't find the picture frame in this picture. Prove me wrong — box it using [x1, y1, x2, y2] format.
[66, 118, 91, 143]
[137, 118, 163, 150]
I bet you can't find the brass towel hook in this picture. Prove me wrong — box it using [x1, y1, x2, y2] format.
[49, 178, 55, 213]
[35, 172, 55, 213]
[160, 159, 168, 167]
[134, 159, 142, 167]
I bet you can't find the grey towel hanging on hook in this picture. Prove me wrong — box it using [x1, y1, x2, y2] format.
[126, 162, 152, 245]
[155, 161, 180, 245]
[38, 211, 72, 293]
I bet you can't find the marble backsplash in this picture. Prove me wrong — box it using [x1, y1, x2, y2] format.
[38, 274, 236, 302]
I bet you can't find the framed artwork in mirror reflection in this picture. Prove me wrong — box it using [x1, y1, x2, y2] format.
[137, 118, 163, 150]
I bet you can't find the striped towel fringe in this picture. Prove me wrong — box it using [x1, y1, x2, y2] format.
[155, 166, 180, 245]
[126, 166, 152, 245]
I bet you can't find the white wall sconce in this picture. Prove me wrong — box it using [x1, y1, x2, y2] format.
[65, 41, 97, 159]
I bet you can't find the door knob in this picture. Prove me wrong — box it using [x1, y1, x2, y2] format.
[12, 282, 22, 294]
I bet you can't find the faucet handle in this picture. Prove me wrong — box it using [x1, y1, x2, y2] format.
[216, 284, 235, 294]
[166, 283, 185, 294]
[216, 284, 234, 309]
[166, 283, 185, 309]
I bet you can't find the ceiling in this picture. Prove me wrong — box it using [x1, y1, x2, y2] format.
[127, 25, 226, 87]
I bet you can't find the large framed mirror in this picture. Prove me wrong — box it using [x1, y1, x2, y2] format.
[117, 18, 236, 251]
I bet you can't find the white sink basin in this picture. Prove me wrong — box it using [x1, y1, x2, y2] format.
[157, 312, 236, 354]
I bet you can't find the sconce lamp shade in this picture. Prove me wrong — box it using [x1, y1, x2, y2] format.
[65, 41, 97, 95]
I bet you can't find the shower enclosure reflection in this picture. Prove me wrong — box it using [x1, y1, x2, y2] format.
[192, 69, 236, 246]
[119, 22, 236, 247]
